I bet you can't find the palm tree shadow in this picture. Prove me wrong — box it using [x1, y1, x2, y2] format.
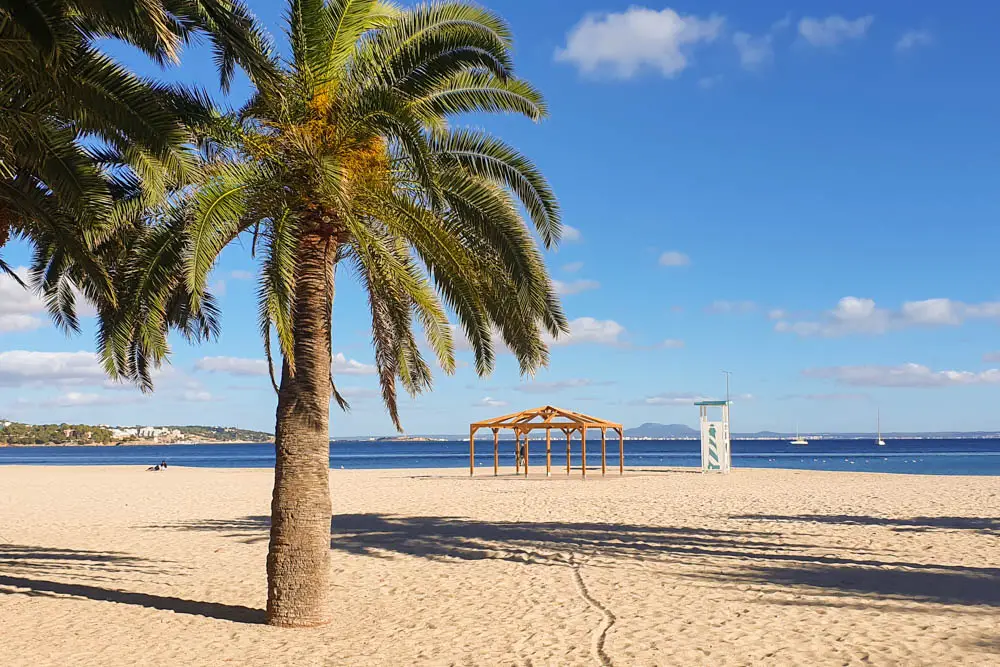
[0, 544, 264, 624]
[688, 564, 1000, 608]
[152, 513, 1000, 609]
[730, 514, 1000, 535]
[155, 513, 812, 564]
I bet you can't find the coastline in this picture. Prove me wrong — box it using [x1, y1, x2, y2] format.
[3, 438, 1000, 475]
[0, 439, 273, 448]
[2, 465, 998, 666]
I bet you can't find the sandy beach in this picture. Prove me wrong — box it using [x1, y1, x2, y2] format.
[1, 466, 997, 666]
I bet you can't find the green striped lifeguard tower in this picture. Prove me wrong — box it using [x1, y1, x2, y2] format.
[695, 400, 731, 473]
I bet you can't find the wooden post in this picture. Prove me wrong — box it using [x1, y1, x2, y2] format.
[581, 428, 587, 478]
[515, 432, 521, 474]
[469, 426, 476, 477]
[619, 428, 624, 475]
[566, 430, 571, 475]
[601, 428, 607, 476]
[493, 429, 499, 477]
[546, 429, 552, 477]
[524, 432, 530, 478]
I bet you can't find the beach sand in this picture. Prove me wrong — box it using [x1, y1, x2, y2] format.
[1, 466, 998, 666]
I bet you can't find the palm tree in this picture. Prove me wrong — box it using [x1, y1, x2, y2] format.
[103, 0, 566, 626]
[0, 0, 274, 314]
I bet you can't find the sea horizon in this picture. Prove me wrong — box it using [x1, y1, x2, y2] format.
[3, 438, 1000, 476]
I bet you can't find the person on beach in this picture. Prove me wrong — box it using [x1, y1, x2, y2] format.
[160, 460, 168, 469]
[146, 464, 160, 471]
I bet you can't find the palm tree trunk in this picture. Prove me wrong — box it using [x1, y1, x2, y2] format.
[266, 231, 335, 627]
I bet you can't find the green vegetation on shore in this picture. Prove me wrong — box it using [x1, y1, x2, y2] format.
[0, 423, 113, 445]
[170, 426, 274, 443]
[0, 422, 272, 445]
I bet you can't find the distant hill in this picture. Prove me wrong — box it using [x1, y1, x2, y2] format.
[334, 426, 1000, 441]
[173, 426, 274, 443]
[0, 421, 272, 446]
[624, 423, 699, 438]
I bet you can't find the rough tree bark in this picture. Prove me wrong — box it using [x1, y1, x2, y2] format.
[266, 231, 335, 627]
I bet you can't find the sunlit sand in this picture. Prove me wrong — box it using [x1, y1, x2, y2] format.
[2, 466, 998, 665]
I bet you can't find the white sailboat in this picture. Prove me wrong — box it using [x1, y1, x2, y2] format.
[790, 424, 808, 446]
[876, 409, 886, 446]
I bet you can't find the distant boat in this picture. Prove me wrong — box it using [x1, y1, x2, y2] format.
[876, 409, 886, 446]
[790, 424, 808, 446]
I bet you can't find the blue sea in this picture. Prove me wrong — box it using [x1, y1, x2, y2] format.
[1, 438, 999, 475]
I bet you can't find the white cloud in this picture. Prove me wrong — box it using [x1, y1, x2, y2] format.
[707, 300, 757, 314]
[0, 269, 42, 312]
[554, 279, 600, 296]
[780, 392, 869, 402]
[733, 31, 773, 69]
[900, 298, 961, 325]
[556, 7, 724, 79]
[102, 366, 169, 391]
[181, 390, 215, 402]
[771, 15, 792, 32]
[0, 269, 46, 333]
[798, 15, 873, 47]
[514, 378, 611, 394]
[476, 396, 508, 408]
[775, 297, 1000, 337]
[548, 317, 626, 347]
[661, 339, 685, 349]
[196, 353, 376, 377]
[896, 29, 932, 53]
[634, 392, 711, 406]
[332, 353, 376, 376]
[561, 225, 582, 242]
[767, 309, 787, 321]
[697, 75, 723, 89]
[562, 261, 584, 274]
[0, 267, 96, 331]
[455, 317, 627, 353]
[804, 363, 1000, 388]
[659, 251, 691, 267]
[0, 350, 104, 387]
[230, 270, 254, 280]
[338, 386, 379, 399]
[0, 314, 45, 333]
[41, 391, 131, 408]
[196, 356, 267, 376]
[634, 391, 751, 406]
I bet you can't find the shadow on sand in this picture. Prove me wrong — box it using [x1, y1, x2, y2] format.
[0, 544, 264, 623]
[730, 513, 1000, 535]
[8, 508, 998, 625]
[153, 512, 1000, 608]
[685, 563, 1000, 608]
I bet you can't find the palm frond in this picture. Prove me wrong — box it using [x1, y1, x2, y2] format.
[183, 160, 262, 308]
[257, 208, 298, 381]
[430, 128, 560, 247]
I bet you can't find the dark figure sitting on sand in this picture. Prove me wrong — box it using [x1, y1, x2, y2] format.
[146, 464, 161, 471]
[160, 460, 168, 469]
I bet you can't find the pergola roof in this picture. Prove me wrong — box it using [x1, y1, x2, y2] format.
[471, 405, 622, 432]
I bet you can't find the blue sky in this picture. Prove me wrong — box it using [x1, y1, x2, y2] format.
[3, 1, 1000, 435]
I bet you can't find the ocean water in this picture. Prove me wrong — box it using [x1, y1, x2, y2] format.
[1, 438, 1000, 475]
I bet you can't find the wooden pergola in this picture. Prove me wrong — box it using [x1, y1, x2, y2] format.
[469, 405, 624, 478]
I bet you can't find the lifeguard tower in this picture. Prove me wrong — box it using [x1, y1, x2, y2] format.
[695, 400, 731, 473]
